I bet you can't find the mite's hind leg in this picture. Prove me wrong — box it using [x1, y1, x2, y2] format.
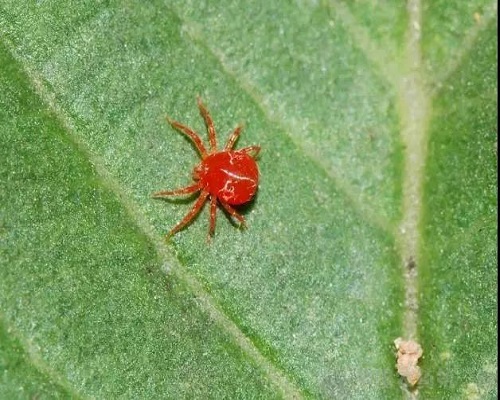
[219, 200, 247, 228]
[166, 190, 209, 238]
[152, 183, 201, 198]
[208, 195, 218, 241]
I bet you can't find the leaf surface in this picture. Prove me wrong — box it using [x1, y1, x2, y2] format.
[0, 1, 496, 398]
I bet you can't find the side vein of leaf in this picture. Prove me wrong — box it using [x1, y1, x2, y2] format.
[430, 0, 498, 97]
[0, 313, 87, 400]
[327, 0, 402, 85]
[0, 36, 304, 400]
[175, 16, 395, 238]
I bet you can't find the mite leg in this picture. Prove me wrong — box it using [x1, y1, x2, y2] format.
[197, 97, 217, 152]
[208, 195, 217, 239]
[239, 145, 261, 158]
[224, 125, 242, 150]
[219, 200, 247, 228]
[166, 190, 209, 238]
[166, 117, 208, 159]
[152, 182, 201, 198]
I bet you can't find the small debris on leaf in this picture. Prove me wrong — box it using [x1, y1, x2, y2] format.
[394, 337, 423, 386]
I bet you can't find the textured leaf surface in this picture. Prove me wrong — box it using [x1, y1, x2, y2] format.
[0, 1, 496, 398]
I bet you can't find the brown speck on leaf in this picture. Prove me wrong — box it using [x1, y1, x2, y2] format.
[406, 257, 416, 271]
[394, 337, 423, 386]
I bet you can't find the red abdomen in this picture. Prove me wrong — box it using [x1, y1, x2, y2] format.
[199, 151, 259, 205]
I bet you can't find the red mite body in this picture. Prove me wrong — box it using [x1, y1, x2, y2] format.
[196, 151, 259, 205]
[153, 98, 260, 240]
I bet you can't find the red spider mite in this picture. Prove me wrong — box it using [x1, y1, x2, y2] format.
[153, 97, 260, 240]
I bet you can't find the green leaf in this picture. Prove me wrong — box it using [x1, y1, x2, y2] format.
[0, 1, 496, 398]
